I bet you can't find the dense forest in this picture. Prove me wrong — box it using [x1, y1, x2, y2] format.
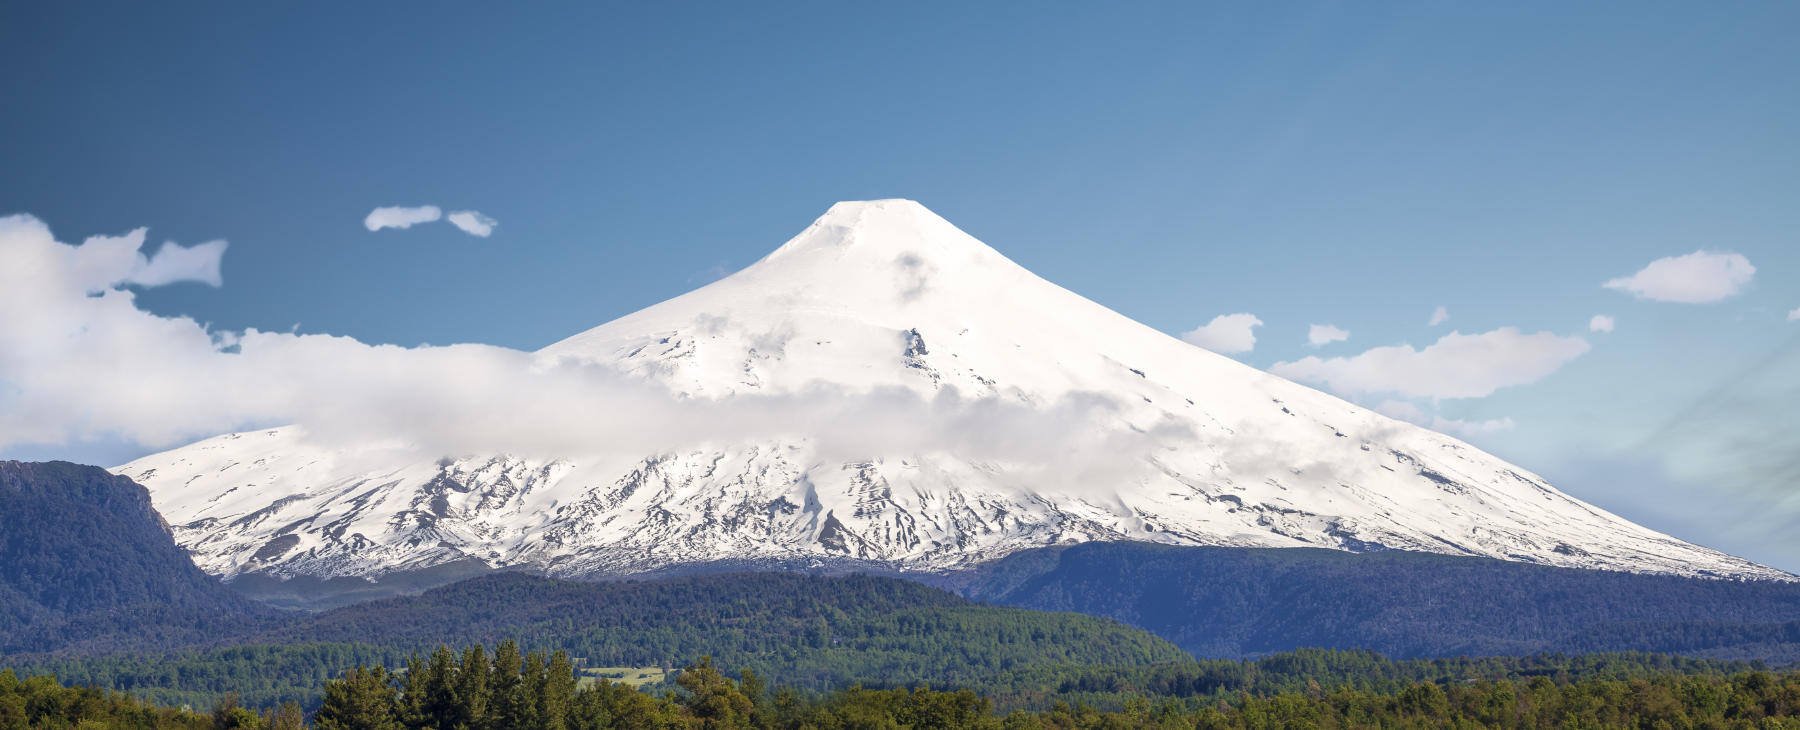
[9, 643, 1777, 717]
[7, 573, 1187, 710]
[0, 668, 218, 729]
[8, 646, 1800, 729]
[964, 542, 1800, 662]
[267, 572, 1184, 674]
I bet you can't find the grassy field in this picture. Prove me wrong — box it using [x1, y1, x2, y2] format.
[578, 665, 669, 688]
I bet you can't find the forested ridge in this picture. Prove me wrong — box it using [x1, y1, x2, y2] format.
[0, 462, 280, 654]
[966, 542, 1800, 662]
[7, 573, 1187, 710]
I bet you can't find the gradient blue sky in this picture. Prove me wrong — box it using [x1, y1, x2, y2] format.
[4, 2, 1797, 569]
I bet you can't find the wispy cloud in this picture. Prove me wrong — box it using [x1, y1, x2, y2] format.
[1428, 306, 1449, 327]
[1375, 400, 1514, 438]
[1374, 400, 1430, 423]
[1271, 327, 1590, 400]
[1788, 307, 1799, 322]
[1181, 313, 1262, 354]
[1589, 315, 1615, 333]
[363, 205, 442, 232]
[1306, 323, 1349, 347]
[69, 227, 227, 289]
[1619, 337, 1800, 569]
[1548, 455, 1799, 577]
[447, 210, 498, 238]
[1604, 250, 1755, 303]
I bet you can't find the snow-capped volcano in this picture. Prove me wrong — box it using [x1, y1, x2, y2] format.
[116, 200, 1788, 582]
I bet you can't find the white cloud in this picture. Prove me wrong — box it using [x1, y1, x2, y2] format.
[1428, 306, 1449, 327]
[1271, 327, 1590, 400]
[1603, 250, 1755, 303]
[1374, 399, 1429, 423]
[65, 227, 227, 289]
[0, 214, 1181, 488]
[1306, 324, 1349, 347]
[363, 205, 442, 232]
[1588, 315, 1615, 333]
[1788, 307, 1799, 322]
[1181, 313, 1262, 354]
[1375, 400, 1514, 438]
[447, 210, 498, 238]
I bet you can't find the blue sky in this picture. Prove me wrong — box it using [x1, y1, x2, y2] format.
[3, 2, 1797, 569]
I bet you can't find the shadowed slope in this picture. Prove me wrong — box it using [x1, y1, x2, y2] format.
[0, 461, 280, 654]
[964, 542, 1800, 663]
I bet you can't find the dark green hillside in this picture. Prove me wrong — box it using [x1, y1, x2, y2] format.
[290, 647, 1800, 729]
[965, 542, 1800, 662]
[0, 461, 280, 654]
[280, 572, 1188, 680]
[15, 572, 1189, 710]
[16, 651, 1800, 729]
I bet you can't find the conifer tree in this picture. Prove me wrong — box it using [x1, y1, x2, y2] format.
[315, 666, 402, 730]
[520, 651, 548, 730]
[456, 645, 491, 729]
[486, 640, 527, 730]
[398, 654, 429, 728]
[540, 651, 577, 730]
[421, 646, 462, 728]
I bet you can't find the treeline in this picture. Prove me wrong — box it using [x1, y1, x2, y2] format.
[311, 645, 1800, 730]
[13, 643, 408, 711]
[12, 645, 1770, 716]
[10, 645, 1800, 729]
[1047, 648, 1758, 701]
[1, 667, 211, 729]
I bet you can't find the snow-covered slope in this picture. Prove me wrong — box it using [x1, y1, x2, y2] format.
[116, 200, 1789, 582]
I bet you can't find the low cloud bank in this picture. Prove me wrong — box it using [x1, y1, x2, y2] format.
[1271, 327, 1591, 400]
[1374, 400, 1515, 438]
